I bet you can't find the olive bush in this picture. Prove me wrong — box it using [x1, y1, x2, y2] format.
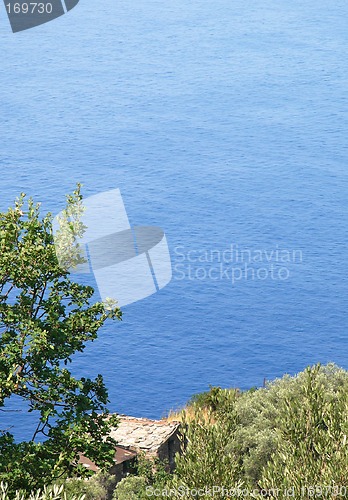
[257, 365, 348, 498]
[0, 482, 84, 500]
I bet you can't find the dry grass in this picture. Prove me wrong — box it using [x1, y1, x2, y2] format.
[166, 405, 217, 425]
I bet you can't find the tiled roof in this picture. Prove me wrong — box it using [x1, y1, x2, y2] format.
[109, 415, 180, 453]
[115, 446, 138, 464]
[79, 446, 137, 471]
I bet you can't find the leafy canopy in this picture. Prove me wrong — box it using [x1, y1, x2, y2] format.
[0, 187, 121, 493]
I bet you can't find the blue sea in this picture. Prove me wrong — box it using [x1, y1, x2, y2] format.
[1, 0, 348, 440]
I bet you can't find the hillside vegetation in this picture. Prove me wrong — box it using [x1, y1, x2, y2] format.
[116, 363, 348, 499]
[2, 363, 348, 499]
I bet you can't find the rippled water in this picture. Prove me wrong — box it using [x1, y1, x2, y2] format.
[1, 0, 348, 440]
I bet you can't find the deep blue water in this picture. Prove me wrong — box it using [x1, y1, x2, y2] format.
[1, 0, 348, 440]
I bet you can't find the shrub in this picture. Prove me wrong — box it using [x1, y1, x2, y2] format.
[169, 363, 348, 492]
[0, 481, 85, 500]
[167, 407, 243, 499]
[112, 476, 148, 500]
[258, 365, 348, 497]
[229, 363, 348, 488]
[63, 473, 115, 500]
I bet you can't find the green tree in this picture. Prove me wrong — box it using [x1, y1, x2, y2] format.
[0, 188, 121, 493]
[258, 364, 348, 498]
[62, 473, 115, 500]
[113, 476, 148, 500]
[230, 363, 348, 490]
[167, 364, 348, 495]
[168, 406, 243, 499]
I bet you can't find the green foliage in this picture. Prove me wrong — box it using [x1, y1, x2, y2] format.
[53, 184, 87, 271]
[112, 453, 171, 500]
[163, 363, 348, 497]
[112, 476, 148, 500]
[226, 381, 285, 486]
[229, 362, 348, 488]
[258, 364, 348, 497]
[0, 481, 85, 500]
[0, 188, 122, 493]
[63, 473, 115, 500]
[168, 406, 243, 499]
[135, 452, 171, 484]
[188, 385, 238, 417]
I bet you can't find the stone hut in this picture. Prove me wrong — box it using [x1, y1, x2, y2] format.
[79, 415, 181, 484]
[109, 415, 181, 472]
